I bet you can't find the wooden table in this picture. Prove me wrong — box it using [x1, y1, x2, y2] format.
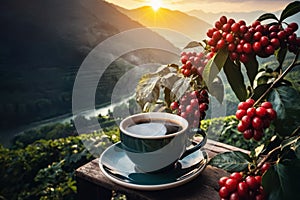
[75, 139, 248, 200]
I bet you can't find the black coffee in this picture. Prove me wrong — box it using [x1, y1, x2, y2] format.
[125, 119, 183, 136]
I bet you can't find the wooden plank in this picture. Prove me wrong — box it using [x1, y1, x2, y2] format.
[76, 176, 111, 200]
[76, 159, 229, 200]
[119, 165, 229, 200]
[75, 139, 248, 199]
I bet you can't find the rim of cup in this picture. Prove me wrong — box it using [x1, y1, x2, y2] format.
[119, 112, 189, 139]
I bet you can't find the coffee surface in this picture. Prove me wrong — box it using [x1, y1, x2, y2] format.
[125, 120, 182, 137]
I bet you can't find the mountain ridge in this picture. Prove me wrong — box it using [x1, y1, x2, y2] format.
[188, 9, 266, 25]
[188, 8, 300, 30]
[0, 0, 179, 131]
[115, 5, 211, 47]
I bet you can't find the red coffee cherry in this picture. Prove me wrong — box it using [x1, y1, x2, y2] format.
[260, 36, 269, 47]
[253, 41, 262, 53]
[207, 28, 216, 38]
[226, 33, 235, 43]
[218, 172, 266, 200]
[217, 39, 226, 49]
[222, 23, 231, 33]
[288, 22, 298, 32]
[237, 121, 248, 132]
[253, 31, 263, 41]
[247, 107, 256, 118]
[230, 172, 243, 182]
[170, 102, 179, 110]
[229, 192, 239, 200]
[243, 129, 254, 140]
[219, 186, 230, 198]
[240, 53, 249, 63]
[264, 45, 275, 55]
[231, 23, 240, 33]
[243, 43, 253, 54]
[252, 117, 263, 130]
[261, 101, 272, 109]
[237, 181, 249, 197]
[219, 176, 229, 187]
[261, 162, 271, 174]
[266, 108, 277, 120]
[246, 98, 255, 106]
[220, 16, 228, 24]
[253, 129, 264, 141]
[225, 178, 238, 192]
[256, 107, 267, 118]
[241, 115, 252, 128]
[236, 109, 247, 120]
[245, 176, 260, 190]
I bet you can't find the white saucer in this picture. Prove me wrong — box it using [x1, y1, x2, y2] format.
[99, 142, 208, 191]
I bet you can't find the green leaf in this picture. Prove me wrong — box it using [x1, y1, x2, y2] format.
[203, 48, 228, 88]
[268, 86, 300, 137]
[253, 70, 277, 88]
[275, 47, 287, 67]
[223, 58, 248, 101]
[184, 41, 202, 49]
[262, 165, 283, 200]
[135, 65, 177, 110]
[295, 140, 300, 159]
[280, 1, 300, 22]
[161, 73, 182, 105]
[257, 13, 279, 22]
[243, 55, 259, 85]
[170, 77, 191, 100]
[136, 74, 160, 110]
[160, 72, 181, 91]
[208, 151, 251, 172]
[263, 159, 300, 200]
[164, 87, 172, 107]
[154, 65, 173, 76]
[209, 76, 224, 103]
[252, 84, 271, 101]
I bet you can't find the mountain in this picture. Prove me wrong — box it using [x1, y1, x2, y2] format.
[0, 0, 179, 132]
[188, 9, 265, 26]
[116, 6, 211, 48]
[189, 9, 300, 34]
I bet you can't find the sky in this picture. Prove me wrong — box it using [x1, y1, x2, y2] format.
[105, 0, 295, 13]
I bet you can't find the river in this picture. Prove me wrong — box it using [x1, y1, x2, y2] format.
[0, 96, 133, 147]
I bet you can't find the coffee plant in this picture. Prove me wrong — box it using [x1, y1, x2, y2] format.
[136, 1, 300, 199]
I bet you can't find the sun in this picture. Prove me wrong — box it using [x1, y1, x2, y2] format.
[150, 0, 162, 11]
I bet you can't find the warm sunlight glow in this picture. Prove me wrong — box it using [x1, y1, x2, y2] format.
[150, 0, 162, 11]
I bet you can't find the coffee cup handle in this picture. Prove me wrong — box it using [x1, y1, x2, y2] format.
[180, 128, 207, 159]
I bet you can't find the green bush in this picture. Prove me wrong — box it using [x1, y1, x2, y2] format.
[0, 131, 113, 200]
[12, 123, 77, 149]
